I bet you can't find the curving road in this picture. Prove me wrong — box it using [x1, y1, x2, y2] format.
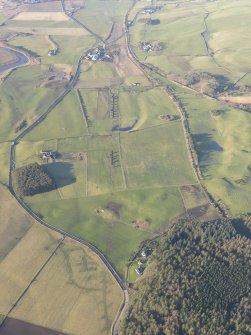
[8, 8, 129, 335]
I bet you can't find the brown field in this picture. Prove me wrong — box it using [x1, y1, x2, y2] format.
[12, 12, 69, 21]
[7, 27, 89, 36]
[54, 64, 73, 77]
[0, 186, 122, 335]
[26, 1, 62, 12]
[9, 238, 123, 335]
[187, 203, 219, 222]
[77, 77, 123, 88]
[0, 186, 33, 263]
[0, 224, 61, 314]
[219, 95, 251, 104]
[106, 22, 124, 45]
[179, 185, 219, 221]
[116, 44, 144, 77]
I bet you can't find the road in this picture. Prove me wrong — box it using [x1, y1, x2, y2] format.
[8, 7, 129, 335]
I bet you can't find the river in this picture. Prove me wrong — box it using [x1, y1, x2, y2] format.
[0, 47, 28, 73]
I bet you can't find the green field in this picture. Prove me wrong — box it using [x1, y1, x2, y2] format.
[128, 0, 251, 83]
[27, 186, 185, 275]
[12, 79, 196, 275]
[174, 86, 251, 215]
[120, 123, 196, 188]
[0, 65, 64, 141]
[74, 0, 131, 38]
[25, 91, 88, 141]
[119, 88, 179, 129]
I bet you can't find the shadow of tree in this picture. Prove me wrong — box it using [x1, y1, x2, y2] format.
[192, 133, 223, 176]
[44, 162, 76, 189]
[0, 318, 70, 335]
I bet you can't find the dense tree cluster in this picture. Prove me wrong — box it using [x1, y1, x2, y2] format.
[121, 220, 251, 335]
[15, 162, 56, 196]
[176, 72, 230, 96]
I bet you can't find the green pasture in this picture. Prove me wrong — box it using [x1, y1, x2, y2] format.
[57, 137, 87, 153]
[87, 134, 125, 195]
[119, 88, 179, 130]
[25, 91, 88, 141]
[175, 86, 251, 215]
[127, 262, 138, 283]
[129, 0, 251, 81]
[120, 123, 196, 188]
[10, 34, 51, 58]
[47, 35, 95, 65]
[78, 89, 114, 134]
[79, 61, 121, 82]
[74, 0, 131, 38]
[46, 160, 87, 199]
[0, 65, 64, 141]
[10, 34, 95, 65]
[80, 89, 109, 120]
[27, 185, 185, 275]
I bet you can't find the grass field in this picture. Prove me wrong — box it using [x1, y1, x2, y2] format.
[9, 238, 123, 335]
[74, 0, 131, 38]
[25, 91, 88, 141]
[120, 123, 196, 188]
[27, 186, 185, 275]
[10, 34, 52, 58]
[0, 65, 64, 141]
[175, 86, 251, 215]
[128, 0, 251, 83]
[119, 88, 179, 129]
[12, 70, 196, 276]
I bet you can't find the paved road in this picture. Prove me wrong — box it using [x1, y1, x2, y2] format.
[8, 7, 130, 335]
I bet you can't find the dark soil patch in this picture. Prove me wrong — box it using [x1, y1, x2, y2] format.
[187, 203, 210, 219]
[180, 184, 201, 194]
[106, 201, 122, 218]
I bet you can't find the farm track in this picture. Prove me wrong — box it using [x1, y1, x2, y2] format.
[7, 2, 129, 335]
